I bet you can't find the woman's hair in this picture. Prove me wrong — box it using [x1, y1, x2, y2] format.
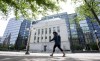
[53, 32, 58, 34]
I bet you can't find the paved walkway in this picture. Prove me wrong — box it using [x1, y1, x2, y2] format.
[0, 51, 100, 61]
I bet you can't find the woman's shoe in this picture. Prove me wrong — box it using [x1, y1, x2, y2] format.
[50, 54, 53, 57]
[63, 54, 65, 57]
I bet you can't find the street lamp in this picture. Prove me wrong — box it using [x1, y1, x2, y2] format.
[25, 28, 31, 54]
[94, 30, 100, 51]
[25, 26, 36, 55]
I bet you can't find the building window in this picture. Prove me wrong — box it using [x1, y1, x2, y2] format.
[45, 28, 47, 34]
[53, 27, 56, 32]
[49, 36, 51, 42]
[34, 36, 36, 40]
[49, 28, 51, 34]
[38, 29, 40, 35]
[57, 26, 60, 32]
[41, 37, 43, 40]
[35, 32, 36, 35]
[42, 29, 44, 34]
[37, 37, 39, 43]
[45, 36, 47, 39]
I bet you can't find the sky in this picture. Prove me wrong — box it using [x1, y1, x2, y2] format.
[0, 0, 76, 37]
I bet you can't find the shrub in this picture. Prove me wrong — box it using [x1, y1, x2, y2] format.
[72, 44, 83, 50]
[90, 42, 98, 50]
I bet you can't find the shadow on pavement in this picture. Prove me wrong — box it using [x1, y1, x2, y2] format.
[0, 56, 100, 61]
[0, 56, 77, 61]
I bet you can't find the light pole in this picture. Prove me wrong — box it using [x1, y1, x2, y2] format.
[25, 26, 36, 55]
[25, 28, 31, 54]
[94, 30, 100, 51]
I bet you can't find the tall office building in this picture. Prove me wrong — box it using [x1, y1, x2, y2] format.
[68, 13, 85, 51]
[80, 17, 100, 43]
[15, 19, 31, 49]
[1, 18, 23, 46]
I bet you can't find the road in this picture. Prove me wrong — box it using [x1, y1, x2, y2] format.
[0, 51, 100, 61]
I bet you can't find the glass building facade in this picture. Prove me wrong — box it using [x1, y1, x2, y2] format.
[86, 17, 100, 42]
[68, 13, 85, 51]
[15, 19, 31, 50]
[67, 13, 100, 51]
[1, 18, 22, 46]
[79, 17, 100, 51]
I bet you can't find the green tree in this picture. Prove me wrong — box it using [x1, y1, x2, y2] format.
[72, 0, 100, 25]
[0, 0, 63, 18]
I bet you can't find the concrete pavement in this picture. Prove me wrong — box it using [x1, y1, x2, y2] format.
[0, 51, 100, 61]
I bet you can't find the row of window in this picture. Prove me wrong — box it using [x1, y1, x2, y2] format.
[33, 26, 60, 43]
[34, 26, 60, 35]
[34, 36, 52, 43]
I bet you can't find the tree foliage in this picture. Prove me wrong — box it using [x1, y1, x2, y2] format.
[71, 0, 100, 24]
[0, 0, 62, 18]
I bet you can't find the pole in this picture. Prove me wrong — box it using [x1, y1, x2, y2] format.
[25, 29, 31, 54]
[25, 23, 32, 54]
[94, 30, 100, 51]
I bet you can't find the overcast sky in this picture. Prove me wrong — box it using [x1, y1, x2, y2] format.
[0, 0, 76, 37]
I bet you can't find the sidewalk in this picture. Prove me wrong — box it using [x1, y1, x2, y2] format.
[0, 51, 100, 61]
[0, 51, 64, 56]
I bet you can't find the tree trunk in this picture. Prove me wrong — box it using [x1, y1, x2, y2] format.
[84, 0, 100, 25]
